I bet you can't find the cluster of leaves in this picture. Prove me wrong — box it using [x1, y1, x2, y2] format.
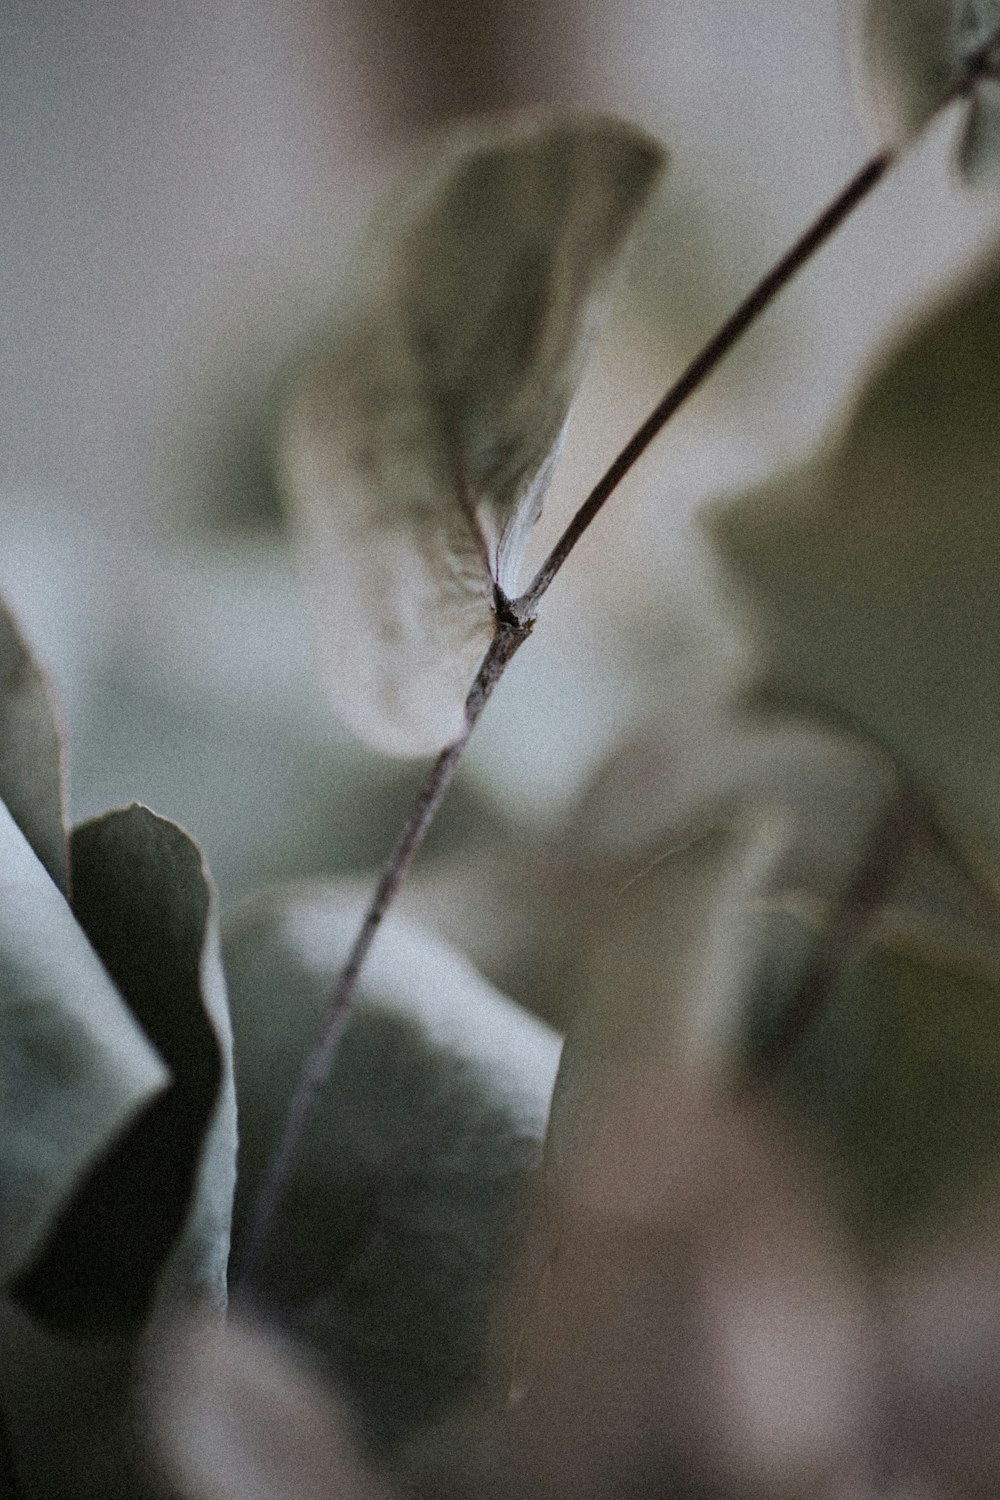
[0, 577, 566, 1499]
[5, 3, 1000, 1496]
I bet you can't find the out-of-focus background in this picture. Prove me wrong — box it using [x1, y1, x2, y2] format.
[2, 0, 999, 1016]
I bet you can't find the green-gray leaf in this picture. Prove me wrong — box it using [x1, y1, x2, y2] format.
[224, 885, 561, 1449]
[0, 600, 68, 893]
[959, 74, 1000, 180]
[848, 0, 954, 143]
[784, 919, 1000, 1246]
[0, 800, 167, 1290]
[704, 254, 1000, 889]
[278, 114, 666, 756]
[12, 806, 236, 1334]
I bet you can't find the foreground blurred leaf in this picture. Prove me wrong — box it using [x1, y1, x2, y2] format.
[13, 806, 236, 1334]
[705, 255, 1000, 890]
[887, 1180, 1000, 1495]
[224, 886, 561, 1448]
[278, 114, 665, 755]
[528, 1073, 873, 1500]
[156, 1319, 389, 1500]
[0, 799, 167, 1289]
[849, 0, 1000, 175]
[0, 600, 68, 893]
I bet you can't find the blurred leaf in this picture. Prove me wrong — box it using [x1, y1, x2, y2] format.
[887, 1182, 1000, 1495]
[13, 806, 236, 1334]
[529, 1074, 872, 1500]
[155, 1318, 388, 1500]
[848, 0, 954, 145]
[784, 918, 1000, 1247]
[0, 1299, 151, 1500]
[278, 114, 666, 756]
[224, 886, 560, 1448]
[551, 714, 1000, 1252]
[705, 255, 1000, 889]
[960, 73, 1000, 180]
[0, 599, 68, 893]
[0, 798, 167, 1290]
[547, 721, 898, 1153]
[864, 0, 1000, 183]
[848, 0, 1000, 170]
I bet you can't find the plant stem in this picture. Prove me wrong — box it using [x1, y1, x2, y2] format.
[234, 617, 530, 1299]
[518, 149, 891, 612]
[239, 148, 897, 1296]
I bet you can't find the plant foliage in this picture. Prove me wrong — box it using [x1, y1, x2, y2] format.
[4, 29, 1000, 1496]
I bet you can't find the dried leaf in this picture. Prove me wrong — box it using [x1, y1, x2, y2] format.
[279, 114, 666, 755]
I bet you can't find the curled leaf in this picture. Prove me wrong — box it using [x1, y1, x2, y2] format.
[547, 722, 898, 1161]
[0, 599, 68, 893]
[279, 114, 666, 755]
[13, 806, 236, 1334]
[0, 800, 167, 1290]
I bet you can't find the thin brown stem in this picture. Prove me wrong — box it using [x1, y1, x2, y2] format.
[240, 146, 905, 1294]
[518, 150, 892, 613]
[234, 617, 531, 1299]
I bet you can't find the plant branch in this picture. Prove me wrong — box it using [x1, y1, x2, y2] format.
[240, 145, 907, 1295]
[234, 616, 531, 1299]
[518, 149, 892, 613]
